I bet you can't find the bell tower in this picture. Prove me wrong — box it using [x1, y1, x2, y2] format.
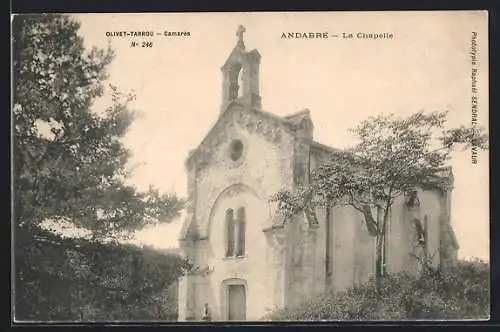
[220, 25, 262, 115]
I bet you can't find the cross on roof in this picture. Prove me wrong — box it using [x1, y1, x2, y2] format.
[236, 25, 246, 46]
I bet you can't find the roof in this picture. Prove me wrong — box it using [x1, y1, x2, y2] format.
[306, 139, 342, 154]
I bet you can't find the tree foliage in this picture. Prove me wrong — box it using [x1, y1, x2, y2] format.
[272, 111, 488, 292]
[13, 13, 184, 240]
[275, 111, 487, 223]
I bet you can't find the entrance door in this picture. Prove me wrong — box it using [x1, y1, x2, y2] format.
[227, 284, 246, 321]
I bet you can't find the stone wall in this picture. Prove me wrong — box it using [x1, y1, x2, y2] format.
[329, 204, 359, 292]
[385, 194, 411, 274]
[294, 146, 451, 298]
[286, 146, 369, 301]
[418, 188, 444, 269]
[439, 190, 458, 269]
[353, 213, 376, 286]
[384, 188, 446, 276]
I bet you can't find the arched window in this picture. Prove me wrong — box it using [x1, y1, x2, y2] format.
[405, 191, 430, 269]
[225, 209, 235, 257]
[414, 218, 426, 244]
[237, 68, 244, 98]
[405, 191, 422, 236]
[407, 191, 420, 208]
[224, 206, 246, 259]
[236, 207, 246, 257]
[228, 63, 243, 101]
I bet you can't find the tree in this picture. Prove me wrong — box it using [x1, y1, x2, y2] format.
[12, 14, 185, 320]
[13, 13, 183, 240]
[273, 111, 488, 293]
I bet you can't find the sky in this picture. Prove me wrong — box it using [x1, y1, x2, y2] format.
[73, 11, 489, 260]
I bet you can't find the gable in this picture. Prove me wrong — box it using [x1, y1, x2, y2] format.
[185, 102, 297, 170]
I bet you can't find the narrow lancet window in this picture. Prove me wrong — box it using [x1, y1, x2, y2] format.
[225, 209, 235, 257]
[236, 207, 246, 256]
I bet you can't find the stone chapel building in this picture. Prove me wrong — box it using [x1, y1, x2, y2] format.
[177, 26, 459, 321]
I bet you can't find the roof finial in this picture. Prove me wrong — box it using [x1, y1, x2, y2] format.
[236, 25, 246, 48]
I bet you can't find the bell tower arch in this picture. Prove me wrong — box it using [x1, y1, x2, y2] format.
[220, 25, 262, 115]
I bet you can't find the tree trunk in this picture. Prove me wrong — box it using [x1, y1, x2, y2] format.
[375, 232, 383, 294]
[375, 207, 389, 294]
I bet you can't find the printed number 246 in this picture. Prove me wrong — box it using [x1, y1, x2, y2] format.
[142, 42, 153, 48]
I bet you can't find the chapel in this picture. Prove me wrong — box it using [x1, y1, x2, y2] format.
[177, 26, 459, 321]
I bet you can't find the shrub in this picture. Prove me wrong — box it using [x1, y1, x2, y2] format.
[15, 226, 190, 322]
[264, 259, 489, 321]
